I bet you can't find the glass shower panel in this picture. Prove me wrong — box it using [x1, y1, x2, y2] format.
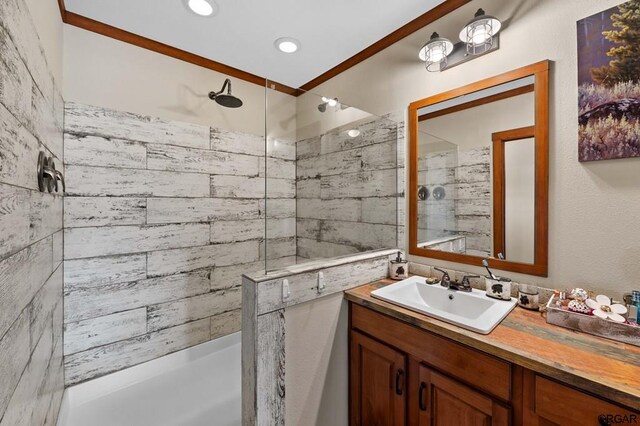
[263, 82, 299, 272]
[265, 83, 400, 272]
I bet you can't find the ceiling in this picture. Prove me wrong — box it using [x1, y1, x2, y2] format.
[64, 0, 446, 89]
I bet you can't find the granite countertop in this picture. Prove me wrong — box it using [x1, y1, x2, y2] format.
[345, 279, 640, 410]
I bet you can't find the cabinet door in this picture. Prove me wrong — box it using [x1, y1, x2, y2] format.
[417, 365, 509, 426]
[350, 331, 406, 426]
[524, 372, 640, 426]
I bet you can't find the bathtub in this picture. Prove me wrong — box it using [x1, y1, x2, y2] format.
[57, 332, 241, 426]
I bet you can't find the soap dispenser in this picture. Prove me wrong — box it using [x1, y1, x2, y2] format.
[389, 252, 409, 280]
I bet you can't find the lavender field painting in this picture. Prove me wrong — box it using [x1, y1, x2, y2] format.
[577, 0, 640, 162]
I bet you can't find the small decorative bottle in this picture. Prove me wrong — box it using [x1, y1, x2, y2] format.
[389, 252, 409, 280]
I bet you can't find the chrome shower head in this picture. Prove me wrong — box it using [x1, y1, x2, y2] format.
[209, 78, 243, 108]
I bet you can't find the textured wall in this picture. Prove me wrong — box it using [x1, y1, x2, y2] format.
[62, 103, 296, 385]
[296, 115, 399, 260]
[0, 0, 64, 424]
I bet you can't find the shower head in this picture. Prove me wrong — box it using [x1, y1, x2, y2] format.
[209, 79, 243, 108]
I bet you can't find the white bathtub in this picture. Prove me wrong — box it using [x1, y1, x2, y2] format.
[57, 332, 241, 426]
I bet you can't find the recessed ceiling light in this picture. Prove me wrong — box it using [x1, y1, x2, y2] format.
[187, 0, 217, 17]
[275, 37, 300, 54]
[347, 129, 361, 138]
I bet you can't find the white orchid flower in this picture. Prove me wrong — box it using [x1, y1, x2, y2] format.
[586, 295, 628, 323]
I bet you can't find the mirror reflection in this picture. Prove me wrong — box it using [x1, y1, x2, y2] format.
[416, 76, 535, 263]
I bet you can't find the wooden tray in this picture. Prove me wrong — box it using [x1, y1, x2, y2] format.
[545, 296, 640, 347]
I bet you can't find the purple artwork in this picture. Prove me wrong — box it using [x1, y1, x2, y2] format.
[577, 0, 640, 162]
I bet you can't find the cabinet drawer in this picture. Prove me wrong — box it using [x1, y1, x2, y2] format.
[534, 375, 639, 425]
[351, 304, 511, 401]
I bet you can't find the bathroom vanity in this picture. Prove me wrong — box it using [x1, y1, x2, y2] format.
[346, 280, 640, 425]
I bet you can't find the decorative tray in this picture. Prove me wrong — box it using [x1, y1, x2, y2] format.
[545, 296, 640, 347]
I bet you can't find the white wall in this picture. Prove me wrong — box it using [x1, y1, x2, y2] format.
[302, 0, 640, 297]
[505, 138, 535, 263]
[285, 293, 348, 426]
[63, 25, 295, 136]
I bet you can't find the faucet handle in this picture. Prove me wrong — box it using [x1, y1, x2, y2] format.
[433, 267, 451, 285]
[461, 275, 481, 288]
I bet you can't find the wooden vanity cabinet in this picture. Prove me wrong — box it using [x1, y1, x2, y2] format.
[350, 331, 406, 426]
[416, 364, 510, 426]
[349, 303, 639, 426]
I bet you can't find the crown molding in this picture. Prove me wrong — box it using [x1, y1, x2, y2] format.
[57, 0, 470, 97]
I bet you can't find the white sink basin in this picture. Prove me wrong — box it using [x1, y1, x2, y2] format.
[371, 276, 516, 334]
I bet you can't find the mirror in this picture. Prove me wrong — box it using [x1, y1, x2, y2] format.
[409, 61, 549, 276]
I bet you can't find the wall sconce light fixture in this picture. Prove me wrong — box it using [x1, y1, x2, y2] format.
[459, 8, 502, 55]
[420, 7, 502, 72]
[419, 32, 454, 72]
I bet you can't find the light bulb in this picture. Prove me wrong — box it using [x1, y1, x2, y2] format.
[471, 25, 490, 45]
[427, 47, 445, 63]
[187, 0, 214, 16]
[347, 129, 361, 138]
[327, 99, 338, 107]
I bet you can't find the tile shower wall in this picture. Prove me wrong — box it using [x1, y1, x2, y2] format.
[417, 147, 491, 256]
[296, 116, 399, 259]
[418, 150, 457, 242]
[62, 103, 295, 385]
[0, 0, 64, 424]
[455, 147, 491, 256]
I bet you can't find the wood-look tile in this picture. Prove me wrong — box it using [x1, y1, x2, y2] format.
[295, 237, 360, 260]
[64, 197, 147, 228]
[211, 260, 264, 291]
[210, 219, 264, 243]
[0, 318, 52, 426]
[64, 319, 211, 385]
[361, 197, 397, 225]
[259, 237, 296, 261]
[65, 102, 210, 149]
[52, 230, 63, 268]
[320, 168, 397, 199]
[266, 138, 296, 161]
[0, 24, 33, 131]
[64, 165, 210, 198]
[64, 254, 147, 289]
[210, 128, 263, 157]
[64, 134, 147, 169]
[64, 223, 210, 259]
[259, 157, 296, 179]
[64, 271, 210, 323]
[147, 143, 260, 176]
[147, 287, 241, 332]
[0, 0, 54, 109]
[296, 198, 361, 222]
[256, 257, 388, 315]
[147, 198, 259, 224]
[0, 104, 56, 192]
[258, 199, 296, 219]
[30, 265, 62, 352]
[147, 241, 260, 277]
[0, 237, 53, 339]
[210, 309, 241, 339]
[0, 309, 30, 417]
[256, 310, 285, 425]
[64, 308, 147, 356]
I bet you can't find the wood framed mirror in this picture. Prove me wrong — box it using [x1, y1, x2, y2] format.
[408, 61, 549, 276]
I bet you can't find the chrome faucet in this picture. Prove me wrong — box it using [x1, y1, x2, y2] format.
[434, 268, 478, 292]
